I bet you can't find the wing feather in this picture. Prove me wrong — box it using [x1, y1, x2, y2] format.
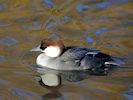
[60, 46, 98, 62]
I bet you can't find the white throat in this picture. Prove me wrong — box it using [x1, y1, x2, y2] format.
[43, 46, 61, 57]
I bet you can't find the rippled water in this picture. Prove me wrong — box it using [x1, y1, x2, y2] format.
[0, 0, 133, 100]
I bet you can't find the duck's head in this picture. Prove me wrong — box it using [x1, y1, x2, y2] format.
[31, 38, 65, 57]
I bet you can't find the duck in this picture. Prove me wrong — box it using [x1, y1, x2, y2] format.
[30, 38, 123, 73]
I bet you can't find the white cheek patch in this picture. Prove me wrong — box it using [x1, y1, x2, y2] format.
[44, 46, 61, 57]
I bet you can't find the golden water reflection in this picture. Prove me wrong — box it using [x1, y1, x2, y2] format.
[0, 0, 133, 99]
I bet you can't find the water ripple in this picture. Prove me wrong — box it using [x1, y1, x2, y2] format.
[0, 37, 18, 46]
[0, 20, 11, 27]
[48, 33, 61, 38]
[95, 27, 108, 35]
[122, 84, 133, 100]
[86, 36, 94, 43]
[76, 3, 91, 12]
[95, 1, 111, 9]
[0, 79, 9, 84]
[9, 87, 42, 99]
[62, 15, 71, 23]
[0, 56, 6, 62]
[76, 0, 130, 12]
[0, 3, 7, 11]
[42, 0, 56, 8]
[14, 71, 32, 75]
[45, 18, 57, 30]
[23, 21, 41, 30]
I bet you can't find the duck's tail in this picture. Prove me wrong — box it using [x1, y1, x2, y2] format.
[104, 56, 125, 66]
[90, 56, 125, 75]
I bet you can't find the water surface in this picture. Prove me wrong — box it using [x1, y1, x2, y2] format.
[0, 0, 133, 100]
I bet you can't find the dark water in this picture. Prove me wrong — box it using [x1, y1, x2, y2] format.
[0, 0, 133, 100]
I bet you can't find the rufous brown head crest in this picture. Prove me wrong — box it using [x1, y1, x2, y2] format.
[40, 38, 65, 51]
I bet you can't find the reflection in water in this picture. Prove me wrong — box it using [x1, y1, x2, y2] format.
[42, 90, 62, 100]
[76, 3, 91, 12]
[35, 73, 63, 99]
[75, 1, 111, 12]
[9, 88, 42, 100]
[86, 36, 93, 43]
[76, 0, 129, 12]
[36, 68, 96, 99]
[0, 79, 9, 84]
[0, 3, 7, 11]
[122, 84, 133, 100]
[103, 43, 113, 47]
[62, 15, 71, 23]
[95, 1, 111, 9]
[43, 0, 56, 8]
[48, 33, 61, 38]
[0, 37, 18, 46]
[35, 65, 116, 86]
[39, 81, 62, 100]
[45, 18, 57, 30]
[95, 27, 108, 35]
[0, 20, 11, 27]
[23, 21, 41, 30]
[61, 70, 90, 82]
[14, 70, 33, 75]
[36, 68, 89, 83]
[0, 55, 6, 62]
[0, 0, 133, 99]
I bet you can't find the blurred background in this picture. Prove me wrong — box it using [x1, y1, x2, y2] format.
[0, 0, 133, 100]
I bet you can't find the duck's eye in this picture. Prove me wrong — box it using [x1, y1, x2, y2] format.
[40, 46, 45, 50]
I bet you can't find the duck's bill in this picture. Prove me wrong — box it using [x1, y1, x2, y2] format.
[30, 45, 41, 52]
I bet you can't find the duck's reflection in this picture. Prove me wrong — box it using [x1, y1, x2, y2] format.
[31, 63, 118, 86]
[37, 71, 89, 99]
[36, 67, 90, 83]
[31, 64, 117, 99]
[42, 90, 62, 100]
[36, 66, 111, 82]
[38, 80, 62, 100]
[33, 64, 113, 86]
[34, 67, 91, 99]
